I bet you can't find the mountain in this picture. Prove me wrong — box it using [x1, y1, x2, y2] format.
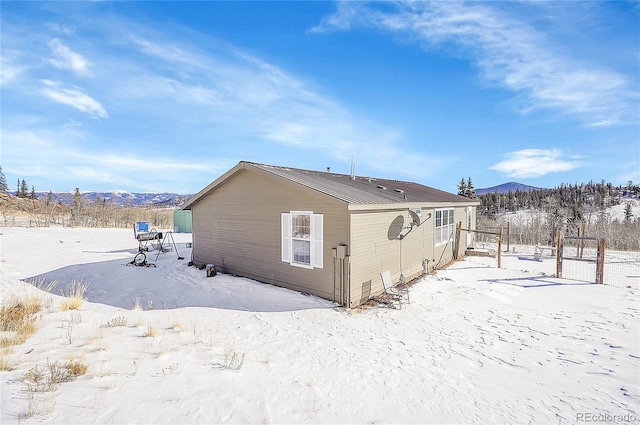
[475, 182, 541, 196]
[25, 191, 192, 207]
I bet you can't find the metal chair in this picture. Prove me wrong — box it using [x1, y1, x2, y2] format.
[380, 270, 410, 309]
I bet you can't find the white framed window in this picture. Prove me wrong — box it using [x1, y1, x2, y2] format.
[281, 211, 323, 269]
[435, 208, 455, 246]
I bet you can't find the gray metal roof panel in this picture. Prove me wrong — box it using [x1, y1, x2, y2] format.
[248, 162, 471, 204]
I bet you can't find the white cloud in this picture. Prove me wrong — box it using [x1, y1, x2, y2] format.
[48, 38, 90, 75]
[490, 148, 583, 178]
[312, 1, 638, 126]
[40, 80, 108, 119]
[121, 35, 447, 181]
[0, 51, 28, 85]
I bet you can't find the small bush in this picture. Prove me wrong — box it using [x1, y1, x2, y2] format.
[25, 359, 87, 393]
[223, 349, 245, 372]
[103, 316, 127, 328]
[65, 358, 88, 377]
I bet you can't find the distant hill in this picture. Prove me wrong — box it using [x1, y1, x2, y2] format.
[18, 191, 192, 207]
[475, 182, 541, 196]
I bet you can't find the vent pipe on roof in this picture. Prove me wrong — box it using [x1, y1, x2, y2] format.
[350, 157, 355, 180]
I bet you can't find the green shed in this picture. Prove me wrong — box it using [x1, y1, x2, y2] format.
[173, 209, 192, 233]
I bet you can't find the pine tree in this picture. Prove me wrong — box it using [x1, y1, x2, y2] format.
[18, 179, 29, 198]
[30, 186, 36, 200]
[457, 178, 467, 197]
[624, 202, 633, 222]
[71, 188, 83, 226]
[0, 166, 8, 193]
[465, 177, 476, 199]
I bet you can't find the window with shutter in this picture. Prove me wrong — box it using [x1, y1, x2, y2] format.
[281, 211, 323, 269]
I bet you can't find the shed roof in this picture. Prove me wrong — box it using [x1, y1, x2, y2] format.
[183, 161, 477, 209]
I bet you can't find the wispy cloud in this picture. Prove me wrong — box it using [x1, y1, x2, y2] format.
[120, 35, 447, 180]
[490, 148, 583, 178]
[311, 1, 638, 126]
[40, 80, 107, 119]
[48, 38, 90, 75]
[0, 128, 227, 192]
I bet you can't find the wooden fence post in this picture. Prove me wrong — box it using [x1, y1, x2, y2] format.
[556, 230, 563, 279]
[498, 227, 503, 268]
[506, 222, 510, 253]
[596, 238, 606, 284]
[454, 221, 462, 260]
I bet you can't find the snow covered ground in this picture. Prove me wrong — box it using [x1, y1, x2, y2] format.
[1, 226, 638, 424]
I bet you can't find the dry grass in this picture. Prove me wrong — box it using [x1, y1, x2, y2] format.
[65, 358, 88, 377]
[59, 279, 89, 311]
[0, 348, 15, 371]
[0, 300, 41, 348]
[25, 359, 88, 393]
[103, 316, 128, 328]
[144, 324, 157, 338]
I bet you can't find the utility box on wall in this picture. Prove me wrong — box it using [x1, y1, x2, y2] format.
[173, 209, 192, 233]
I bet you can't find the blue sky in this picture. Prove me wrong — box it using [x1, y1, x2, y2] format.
[1, 1, 638, 195]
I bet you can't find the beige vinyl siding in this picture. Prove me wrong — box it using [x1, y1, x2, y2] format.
[349, 206, 473, 307]
[349, 209, 434, 307]
[191, 168, 349, 301]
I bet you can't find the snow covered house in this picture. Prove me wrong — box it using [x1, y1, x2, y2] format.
[182, 161, 479, 307]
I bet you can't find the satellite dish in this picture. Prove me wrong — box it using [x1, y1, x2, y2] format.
[387, 215, 405, 240]
[409, 209, 421, 227]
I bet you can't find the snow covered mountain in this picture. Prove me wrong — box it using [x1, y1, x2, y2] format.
[31, 190, 191, 207]
[475, 182, 541, 196]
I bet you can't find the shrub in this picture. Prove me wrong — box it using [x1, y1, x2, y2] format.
[103, 316, 128, 328]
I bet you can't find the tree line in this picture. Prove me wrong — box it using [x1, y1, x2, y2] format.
[0, 167, 173, 229]
[468, 180, 640, 251]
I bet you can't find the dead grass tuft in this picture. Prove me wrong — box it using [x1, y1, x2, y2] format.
[59, 279, 89, 311]
[0, 348, 15, 371]
[0, 301, 40, 348]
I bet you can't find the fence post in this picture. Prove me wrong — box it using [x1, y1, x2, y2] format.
[596, 238, 606, 284]
[498, 227, 503, 268]
[454, 221, 462, 260]
[556, 230, 563, 279]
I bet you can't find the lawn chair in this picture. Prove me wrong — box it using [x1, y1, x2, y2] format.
[380, 270, 410, 309]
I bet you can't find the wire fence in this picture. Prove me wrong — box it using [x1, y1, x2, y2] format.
[560, 236, 639, 289]
[603, 250, 640, 290]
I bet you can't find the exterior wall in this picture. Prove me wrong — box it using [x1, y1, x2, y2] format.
[349, 208, 433, 307]
[191, 169, 350, 302]
[349, 205, 474, 307]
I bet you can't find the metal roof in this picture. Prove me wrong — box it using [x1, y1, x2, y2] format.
[183, 161, 476, 210]
[247, 162, 473, 205]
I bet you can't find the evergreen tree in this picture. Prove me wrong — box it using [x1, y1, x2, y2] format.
[457, 178, 467, 197]
[0, 166, 8, 193]
[465, 177, 476, 198]
[18, 179, 29, 198]
[30, 186, 36, 200]
[71, 188, 83, 226]
[624, 202, 633, 222]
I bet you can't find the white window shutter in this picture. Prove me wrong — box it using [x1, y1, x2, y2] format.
[281, 213, 292, 263]
[312, 214, 323, 269]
